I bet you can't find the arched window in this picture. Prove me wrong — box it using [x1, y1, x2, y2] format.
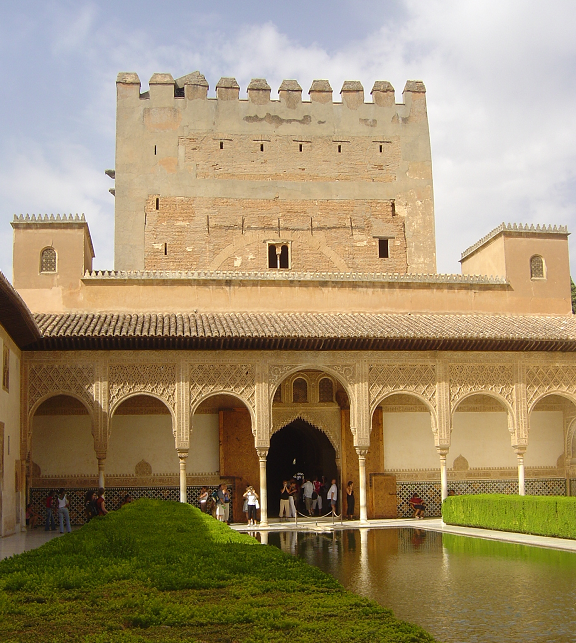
[319, 378, 334, 402]
[530, 255, 545, 279]
[40, 247, 57, 273]
[279, 245, 289, 269]
[293, 378, 308, 403]
[267, 243, 290, 269]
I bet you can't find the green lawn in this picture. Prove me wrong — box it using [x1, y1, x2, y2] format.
[0, 499, 434, 642]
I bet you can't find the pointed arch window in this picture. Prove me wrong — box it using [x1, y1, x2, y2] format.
[293, 378, 308, 403]
[530, 255, 545, 279]
[40, 247, 57, 273]
[319, 378, 334, 402]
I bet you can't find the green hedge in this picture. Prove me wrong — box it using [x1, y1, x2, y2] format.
[0, 499, 435, 642]
[442, 494, 576, 539]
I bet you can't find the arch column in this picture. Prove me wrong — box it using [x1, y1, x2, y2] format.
[96, 455, 106, 489]
[437, 447, 449, 501]
[257, 448, 269, 525]
[513, 361, 528, 496]
[355, 448, 369, 522]
[178, 450, 188, 503]
[515, 447, 526, 496]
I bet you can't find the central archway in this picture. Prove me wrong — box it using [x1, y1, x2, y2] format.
[266, 419, 337, 516]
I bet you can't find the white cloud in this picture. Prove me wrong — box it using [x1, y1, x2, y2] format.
[2, 0, 576, 276]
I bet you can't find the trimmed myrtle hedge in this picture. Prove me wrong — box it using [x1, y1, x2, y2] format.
[442, 494, 576, 539]
[0, 499, 435, 642]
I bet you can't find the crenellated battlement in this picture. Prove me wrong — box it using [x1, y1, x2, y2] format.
[12, 213, 86, 223]
[116, 71, 425, 108]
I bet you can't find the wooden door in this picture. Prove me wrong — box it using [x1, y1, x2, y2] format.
[368, 473, 397, 518]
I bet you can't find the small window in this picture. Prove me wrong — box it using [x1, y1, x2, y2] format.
[319, 378, 334, 403]
[260, 143, 264, 152]
[337, 144, 342, 153]
[154, 145, 157, 155]
[299, 143, 303, 152]
[164, 243, 168, 256]
[268, 243, 290, 269]
[2, 345, 9, 392]
[155, 197, 159, 210]
[379, 144, 383, 153]
[378, 239, 389, 259]
[220, 141, 224, 150]
[530, 255, 545, 279]
[40, 247, 57, 273]
[293, 378, 308, 403]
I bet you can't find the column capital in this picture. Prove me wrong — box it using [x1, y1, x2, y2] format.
[514, 446, 526, 457]
[436, 447, 449, 458]
[177, 449, 189, 460]
[256, 447, 269, 461]
[355, 447, 369, 458]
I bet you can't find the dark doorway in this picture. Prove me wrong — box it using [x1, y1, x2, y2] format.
[266, 419, 338, 516]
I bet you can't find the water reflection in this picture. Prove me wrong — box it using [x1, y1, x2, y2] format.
[264, 528, 576, 643]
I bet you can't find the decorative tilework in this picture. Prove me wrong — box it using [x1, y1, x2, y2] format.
[30, 486, 234, 526]
[396, 479, 566, 517]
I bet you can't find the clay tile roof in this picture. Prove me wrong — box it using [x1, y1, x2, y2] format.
[29, 312, 576, 352]
[0, 272, 41, 348]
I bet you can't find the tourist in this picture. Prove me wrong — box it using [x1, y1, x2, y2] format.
[313, 477, 322, 515]
[301, 477, 314, 515]
[447, 489, 456, 497]
[217, 484, 231, 523]
[328, 479, 338, 516]
[409, 492, 425, 519]
[279, 480, 290, 520]
[97, 488, 108, 516]
[242, 485, 250, 523]
[84, 491, 99, 522]
[243, 485, 259, 526]
[199, 486, 209, 512]
[120, 494, 132, 507]
[26, 503, 40, 529]
[57, 488, 71, 533]
[288, 479, 297, 517]
[346, 481, 355, 520]
[44, 489, 56, 531]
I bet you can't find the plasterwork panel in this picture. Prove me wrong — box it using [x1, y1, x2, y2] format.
[449, 363, 514, 408]
[271, 406, 341, 457]
[368, 364, 436, 414]
[28, 362, 95, 415]
[526, 365, 576, 411]
[109, 364, 176, 412]
[190, 363, 255, 412]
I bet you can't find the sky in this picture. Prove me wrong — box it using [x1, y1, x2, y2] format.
[1, 0, 576, 277]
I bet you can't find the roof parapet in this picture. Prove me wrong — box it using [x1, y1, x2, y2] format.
[309, 79, 333, 104]
[371, 81, 395, 107]
[279, 80, 302, 109]
[13, 213, 86, 223]
[216, 77, 240, 101]
[460, 223, 570, 261]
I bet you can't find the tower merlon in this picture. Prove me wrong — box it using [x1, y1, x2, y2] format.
[279, 80, 302, 109]
[340, 81, 364, 109]
[371, 81, 395, 107]
[216, 77, 240, 101]
[116, 72, 141, 100]
[247, 78, 271, 105]
[309, 80, 333, 104]
[175, 71, 209, 100]
[149, 73, 176, 105]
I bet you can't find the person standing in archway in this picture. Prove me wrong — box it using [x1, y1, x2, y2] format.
[243, 485, 259, 526]
[279, 481, 290, 520]
[302, 477, 314, 516]
[57, 488, 71, 533]
[328, 479, 338, 516]
[345, 481, 355, 520]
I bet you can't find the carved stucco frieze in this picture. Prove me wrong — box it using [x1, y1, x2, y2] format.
[329, 364, 356, 385]
[269, 364, 298, 390]
[449, 363, 514, 409]
[369, 364, 436, 414]
[526, 365, 576, 410]
[109, 363, 176, 412]
[190, 363, 255, 411]
[28, 363, 95, 414]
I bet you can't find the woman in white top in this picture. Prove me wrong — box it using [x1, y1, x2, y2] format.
[243, 486, 259, 526]
[57, 488, 71, 533]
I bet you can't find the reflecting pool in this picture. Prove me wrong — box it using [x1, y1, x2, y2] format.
[265, 528, 576, 643]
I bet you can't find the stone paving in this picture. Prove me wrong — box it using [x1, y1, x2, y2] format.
[0, 528, 76, 561]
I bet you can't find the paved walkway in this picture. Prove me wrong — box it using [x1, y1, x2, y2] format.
[0, 529, 75, 561]
[231, 516, 576, 552]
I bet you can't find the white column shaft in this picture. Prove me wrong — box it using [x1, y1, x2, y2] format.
[517, 455, 525, 496]
[440, 456, 447, 501]
[357, 451, 368, 523]
[259, 455, 268, 526]
[178, 453, 188, 503]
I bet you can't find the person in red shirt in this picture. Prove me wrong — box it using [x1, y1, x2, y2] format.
[97, 488, 108, 515]
[409, 493, 425, 519]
